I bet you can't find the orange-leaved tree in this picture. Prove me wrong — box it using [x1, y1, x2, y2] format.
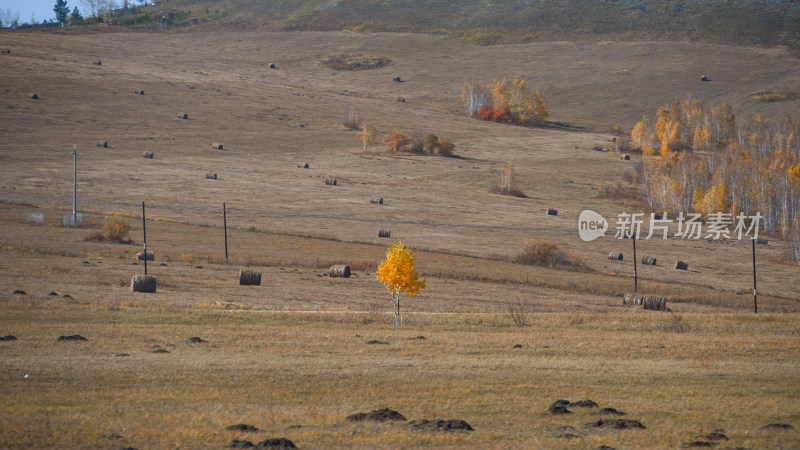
[376, 240, 426, 326]
[382, 131, 411, 152]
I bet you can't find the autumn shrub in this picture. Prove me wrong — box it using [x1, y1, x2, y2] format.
[382, 131, 411, 152]
[516, 240, 584, 269]
[463, 78, 548, 126]
[84, 215, 130, 243]
[436, 138, 456, 157]
[490, 161, 527, 197]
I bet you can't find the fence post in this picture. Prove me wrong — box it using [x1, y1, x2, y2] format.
[142, 202, 147, 276]
[223, 202, 228, 264]
[752, 238, 757, 314]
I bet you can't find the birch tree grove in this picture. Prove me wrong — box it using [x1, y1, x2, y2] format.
[630, 97, 800, 263]
[462, 78, 548, 126]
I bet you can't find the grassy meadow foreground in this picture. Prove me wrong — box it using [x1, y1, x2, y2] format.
[1, 25, 800, 448]
[1, 304, 799, 449]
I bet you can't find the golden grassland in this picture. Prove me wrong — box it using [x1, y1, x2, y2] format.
[1, 304, 799, 449]
[1, 28, 799, 448]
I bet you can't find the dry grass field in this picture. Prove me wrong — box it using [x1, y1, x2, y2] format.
[1, 27, 799, 448]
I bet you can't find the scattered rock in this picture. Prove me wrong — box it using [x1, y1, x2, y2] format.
[681, 441, 718, 448]
[592, 408, 626, 416]
[48, 291, 58, 296]
[584, 419, 645, 429]
[405, 419, 473, 432]
[58, 335, 87, 341]
[227, 439, 254, 448]
[549, 400, 572, 415]
[512, 344, 523, 348]
[0, 335, 17, 341]
[761, 423, 794, 430]
[152, 348, 169, 354]
[187, 337, 207, 344]
[570, 399, 599, 408]
[346, 408, 406, 422]
[366, 340, 389, 345]
[12, 290, 26, 295]
[256, 437, 297, 448]
[226, 424, 260, 432]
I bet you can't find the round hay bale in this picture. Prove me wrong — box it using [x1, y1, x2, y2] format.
[134, 89, 144, 95]
[641, 255, 657, 266]
[547, 208, 558, 216]
[370, 198, 384, 205]
[622, 293, 642, 305]
[142, 152, 154, 159]
[674, 260, 688, 270]
[700, 75, 710, 81]
[298, 163, 309, 168]
[212, 143, 223, 150]
[756, 238, 768, 245]
[239, 269, 262, 286]
[1, 49, 10, 54]
[378, 229, 391, 238]
[620, 155, 631, 160]
[608, 251, 623, 261]
[642, 295, 667, 311]
[268, 63, 276, 69]
[397, 97, 406, 102]
[178, 112, 188, 119]
[136, 251, 154, 261]
[329, 265, 351, 278]
[94, 60, 102, 66]
[393, 76, 402, 82]
[325, 178, 337, 186]
[131, 275, 157, 293]
[28, 93, 38, 99]
[96, 140, 108, 148]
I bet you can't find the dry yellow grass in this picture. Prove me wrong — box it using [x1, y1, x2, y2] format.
[1, 28, 799, 448]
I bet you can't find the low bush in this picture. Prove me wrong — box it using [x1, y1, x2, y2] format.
[516, 240, 584, 269]
[84, 216, 130, 243]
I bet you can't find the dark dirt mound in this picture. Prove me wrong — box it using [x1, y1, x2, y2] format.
[187, 337, 207, 343]
[409, 336, 426, 340]
[346, 408, 406, 422]
[48, 291, 58, 296]
[761, 423, 793, 430]
[556, 433, 581, 439]
[226, 424, 260, 432]
[0, 335, 17, 341]
[152, 348, 170, 353]
[593, 408, 626, 416]
[227, 439, 254, 448]
[698, 432, 728, 441]
[256, 437, 297, 448]
[405, 419, 473, 432]
[596, 446, 616, 450]
[12, 290, 26, 295]
[681, 441, 718, 448]
[58, 335, 87, 341]
[584, 419, 645, 429]
[115, 353, 130, 357]
[512, 344, 523, 348]
[570, 399, 599, 408]
[366, 340, 389, 345]
[63, 294, 72, 299]
[549, 400, 571, 415]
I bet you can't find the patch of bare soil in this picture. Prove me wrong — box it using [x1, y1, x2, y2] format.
[405, 419, 473, 432]
[0, 335, 17, 341]
[226, 424, 260, 432]
[760, 423, 794, 430]
[346, 408, 406, 422]
[321, 53, 391, 71]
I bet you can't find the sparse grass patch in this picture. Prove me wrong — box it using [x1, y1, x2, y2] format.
[321, 53, 391, 71]
[748, 89, 800, 102]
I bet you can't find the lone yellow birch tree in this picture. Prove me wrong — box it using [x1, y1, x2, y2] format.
[376, 241, 426, 326]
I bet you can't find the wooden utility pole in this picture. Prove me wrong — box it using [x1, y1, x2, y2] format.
[223, 202, 228, 264]
[142, 202, 148, 276]
[632, 233, 638, 292]
[71, 145, 81, 226]
[752, 238, 757, 314]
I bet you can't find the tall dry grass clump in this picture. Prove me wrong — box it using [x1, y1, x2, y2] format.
[516, 240, 584, 270]
[84, 215, 130, 243]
